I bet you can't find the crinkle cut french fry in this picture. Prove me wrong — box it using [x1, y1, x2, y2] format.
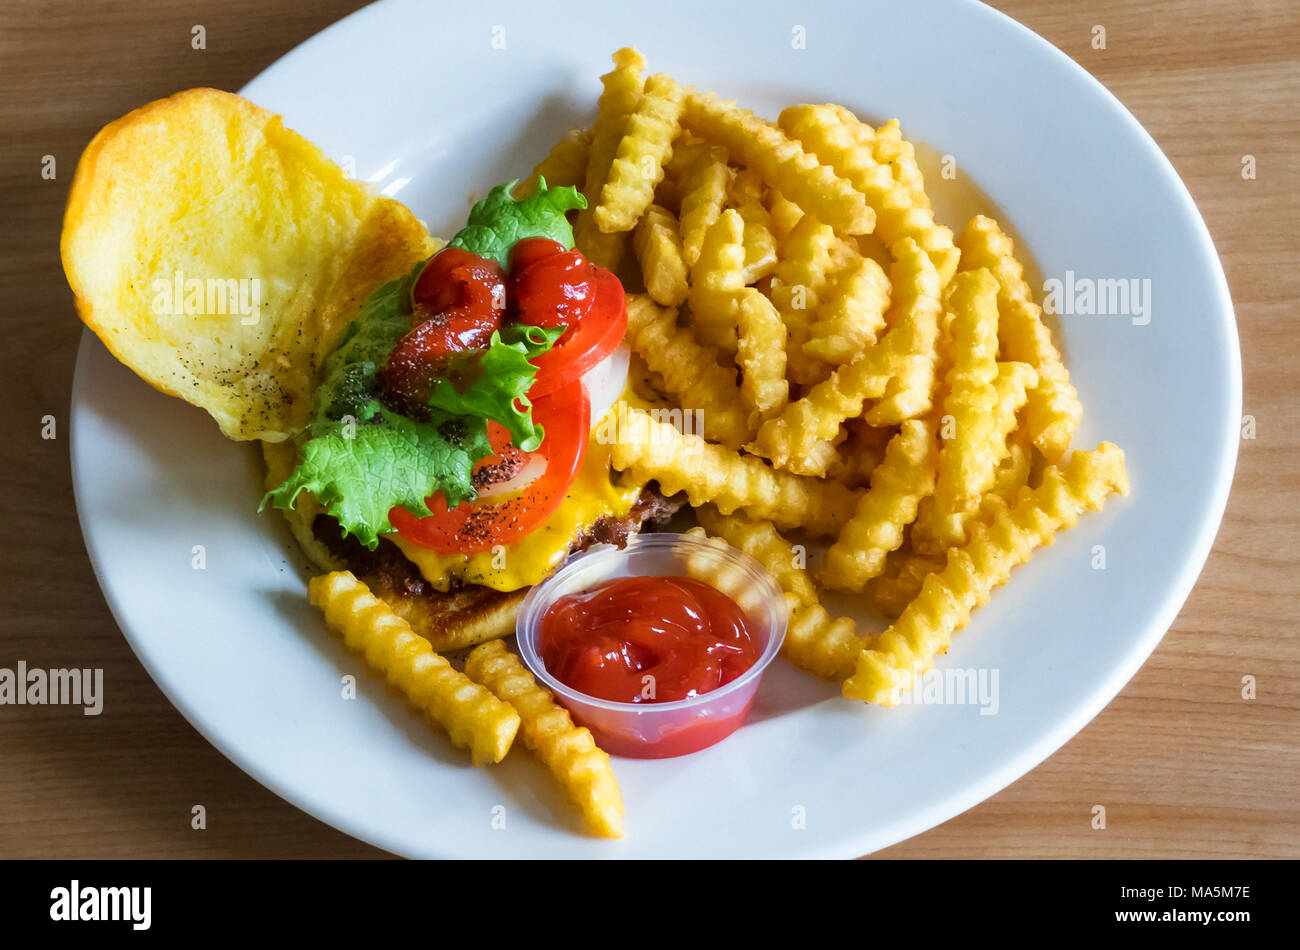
[912, 278, 1039, 553]
[916, 361, 1039, 553]
[749, 237, 941, 474]
[957, 215, 1082, 462]
[691, 513, 863, 680]
[677, 147, 732, 267]
[825, 422, 891, 490]
[735, 288, 789, 426]
[307, 571, 519, 765]
[869, 546, 948, 619]
[779, 105, 958, 286]
[784, 595, 868, 680]
[514, 128, 591, 198]
[821, 418, 938, 593]
[632, 203, 689, 306]
[872, 118, 929, 210]
[609, 409, 860, 538]
[870, 448, 1032, 619]
[623, 294, 751, 447]
[573, 47, 645, 270]
[767, 214, 838, 386]
[908, 269, 1000, 549]
[990, 429, 1034, 505]
[464, 640, 625, 838]
[695, 507, 815, 607]
[728, 169, 778, 284]
[764, 187, 804, 242]
[865, 236, 944, 425]
[595, 73, 686, 233]
[682, 89, 875, 235]
[805, 254, 891, 365]
[688, 208, 747, 352]
[844, 443, 1129, 706]
[625, 351, 675, 411]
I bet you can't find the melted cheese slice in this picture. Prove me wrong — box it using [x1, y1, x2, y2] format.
[390, 428, 647, 593]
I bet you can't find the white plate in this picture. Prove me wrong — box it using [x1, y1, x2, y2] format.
[71, 0, 1239, 858]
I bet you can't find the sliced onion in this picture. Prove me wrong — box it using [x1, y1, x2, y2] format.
[476, 451, 548, 500]
[582, 343, 630, 426]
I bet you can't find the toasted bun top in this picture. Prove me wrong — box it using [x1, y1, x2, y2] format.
[61, 88, 437, 441]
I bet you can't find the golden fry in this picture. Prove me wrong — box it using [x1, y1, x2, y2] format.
[735, 288, 789, 426]
[957, 215, 1082, 462]
[573, 47, 645, 269]
[514, 128, 590, 198]
[632, 203, 689, 306]
[863, 237, 944, 424]
[595, 73, 686, 233]
[624, 294, 751, 448]
[784, 596, 868, 680]
[727, 168, 778, 284]
[805, 254, 891, 365]
[695, 507, 815, 607]
[688, 208, 747, 352]
[308, 572, 519, 766]
[868, 547, 948, 619]
[683, 90, 875, 235]
[677, 146, 732, 267]
[989, 429, 1034, 505]
[844, 443, 1129, 705]
[465, 641, 625, 838]
[821, 418, 938, 592]
[609, 409, 860, 538]
[872, 118, 929, 210]
[779, 105, 958, 286]
[764, 187, 804, 242]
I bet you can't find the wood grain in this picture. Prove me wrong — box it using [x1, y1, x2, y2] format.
[0, 0, 1295, 859]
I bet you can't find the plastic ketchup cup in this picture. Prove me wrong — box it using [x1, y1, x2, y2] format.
[516, 533, 788, 758]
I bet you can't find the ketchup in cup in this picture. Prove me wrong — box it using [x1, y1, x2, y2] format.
[518, 535, 788, 759]
[538, 576, 762, 705]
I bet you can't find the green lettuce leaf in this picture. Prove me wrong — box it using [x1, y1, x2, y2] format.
[428, 323, 564, 452]
[311, 265, 418, 427]
[447, 178, 586, 268]
[262, 407, 490, 549]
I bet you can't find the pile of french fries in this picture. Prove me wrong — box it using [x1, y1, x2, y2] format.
[553, 47, 1129, 704]
[305, 48, 1130, 839]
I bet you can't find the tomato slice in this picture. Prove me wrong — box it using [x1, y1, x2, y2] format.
[389, 380, 591, 554]
[527, 267, 627, 397]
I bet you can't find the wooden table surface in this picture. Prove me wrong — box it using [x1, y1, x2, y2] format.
[1, 0, 1296, 859]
